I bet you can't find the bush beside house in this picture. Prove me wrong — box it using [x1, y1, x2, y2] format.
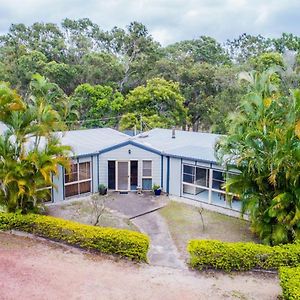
[0, 213, 149, 261]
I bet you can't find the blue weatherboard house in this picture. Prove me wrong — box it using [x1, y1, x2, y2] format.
[0, 124, 241, 215]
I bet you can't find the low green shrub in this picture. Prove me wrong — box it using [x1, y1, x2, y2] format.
[0, 213, 149, 261]
[279, 266, 300, 300]
[188, 240, 300, 272]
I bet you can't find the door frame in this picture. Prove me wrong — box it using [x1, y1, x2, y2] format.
[116, 160, 130, 191]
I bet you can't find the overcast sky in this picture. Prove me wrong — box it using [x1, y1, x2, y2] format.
[0, 0, 299, 45]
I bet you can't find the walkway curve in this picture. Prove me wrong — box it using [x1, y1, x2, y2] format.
[132, 210, 187, 269]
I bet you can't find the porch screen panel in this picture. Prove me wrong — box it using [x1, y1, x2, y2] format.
[65, 183, 79, 197]
[195, 167, 209, 187]
[65, 163, 78, 183]
[79, 181, 91, 194]
[182, 164, 209, 196]
[183, 165, 195, 183]
[118, 162, 128, 190]
[212, 170, 225, 191]
[79, 162, 91, 180]
[64, 161, 91, 198]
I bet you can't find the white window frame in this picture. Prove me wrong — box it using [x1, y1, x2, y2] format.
[182, 164, 210, 191]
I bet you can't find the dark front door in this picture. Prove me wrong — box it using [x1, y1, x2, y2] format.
[108, 161, 115, 189]
[130, 161, 138, 190]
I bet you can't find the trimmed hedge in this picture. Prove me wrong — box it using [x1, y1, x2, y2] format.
[0, 213, 149, 261]
[279, 266, 300, 300]
[188, 240, 300, 272]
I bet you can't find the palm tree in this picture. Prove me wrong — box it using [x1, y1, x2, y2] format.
[216, 69, 300, 245]
[29, 74, 79, 125]
[0, 80, 71, 213]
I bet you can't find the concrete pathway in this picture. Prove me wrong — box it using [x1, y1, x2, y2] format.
[133, 211, 187, 269]
[104, 192, 186, 269]
[105, 192, 167, 218]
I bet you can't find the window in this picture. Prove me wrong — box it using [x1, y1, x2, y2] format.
[142, 178, 152, 190]
[183, 165, 195, 183]
[142, 160, 152, 190]
[79, 162, 90, 180]
[182, 164, 209, 196]
[65, 163, 78, 183]
[195, 167, 209, 187]
[65, 162, 91, 198]
[182, 164, 209, 187]
[212, 171, 239, 193]
[142, 160, 152, 177]
[212, 170, 225, 191]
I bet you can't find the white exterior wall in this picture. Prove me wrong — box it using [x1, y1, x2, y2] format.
[99, 144, 161, 189]
[168, 157, 182, 197]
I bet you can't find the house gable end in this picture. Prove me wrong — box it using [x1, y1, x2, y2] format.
[98, 140, 162, 156]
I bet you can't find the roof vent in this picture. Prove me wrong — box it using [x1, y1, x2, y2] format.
[138, 132, 149, 138]
[172, 127, 176, 139]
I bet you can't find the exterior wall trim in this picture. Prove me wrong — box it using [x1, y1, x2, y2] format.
[165, 153, 217, 165]
[99, 140, 162, 156]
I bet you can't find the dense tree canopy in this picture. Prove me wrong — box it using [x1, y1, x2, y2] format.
[120, 78, 186, 130]
[0, 18, 300, 132]
[71, 83, 124, 128]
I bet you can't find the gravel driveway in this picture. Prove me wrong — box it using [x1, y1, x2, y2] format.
[0, 232, 280, 300]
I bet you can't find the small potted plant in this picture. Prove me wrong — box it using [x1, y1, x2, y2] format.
[98, 184, 107, 195]
[152, 184, 161, 196]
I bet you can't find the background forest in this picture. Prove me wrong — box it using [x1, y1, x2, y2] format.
[1, 18, 300, 133]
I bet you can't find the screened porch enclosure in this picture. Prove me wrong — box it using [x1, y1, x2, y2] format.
[182, 190, 242, 211]
[182, 163, 241, 211]
[64, 161, 92, 198]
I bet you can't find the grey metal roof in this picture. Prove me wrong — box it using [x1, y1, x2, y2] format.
[132, 128, 222, 162]
[57, 128, 129, 156]
[1, 121, 221, 162]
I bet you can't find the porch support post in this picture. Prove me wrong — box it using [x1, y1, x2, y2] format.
[208, 168, 213, 204]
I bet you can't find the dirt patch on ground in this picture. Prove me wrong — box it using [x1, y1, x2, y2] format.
[46, 194, 139, 231]
[160, 201, 258, 261]
[0, 232, 280, 300]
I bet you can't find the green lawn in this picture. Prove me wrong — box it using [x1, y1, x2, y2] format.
[159, 201, 258, 259]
